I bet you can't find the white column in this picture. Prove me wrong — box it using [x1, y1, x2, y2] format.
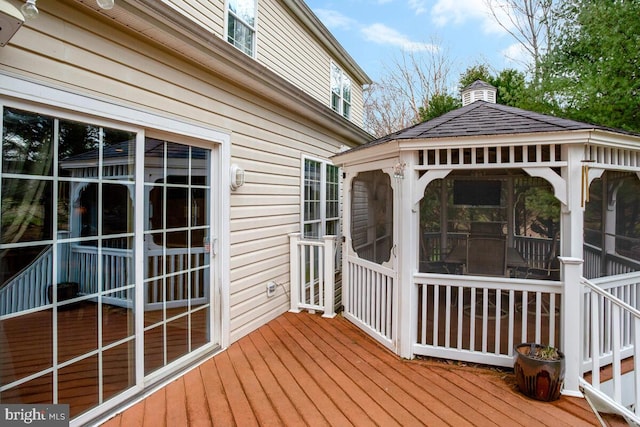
[396, 153, 417, 358]
[560, 144, 586, 397]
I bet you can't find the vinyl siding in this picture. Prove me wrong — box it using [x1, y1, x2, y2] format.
[158, 0, 366, 128]
[5, 3, 361, 343]
[163, 0, 225, 37]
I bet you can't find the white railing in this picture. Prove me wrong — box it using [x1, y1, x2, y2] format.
[289, 234, 336, 318]
[343, 256, 395, 350]
[513, 236, 556, 270]
[413, 273, 562, 367]
[0, 246, 53, 316]
[580, 275, 640, 424]
[584, 243, 640, 279]
[144, 247, 208, 309]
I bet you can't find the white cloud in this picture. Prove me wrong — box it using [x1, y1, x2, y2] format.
[501, 43, 531, 68]
[313, 9, 357, 30]
[408, 0, 428, 15]
[430, 0, 508, 35]
[361, 23, 438, 52]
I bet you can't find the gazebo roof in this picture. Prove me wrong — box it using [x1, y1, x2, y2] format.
[344, 101, 639, 156]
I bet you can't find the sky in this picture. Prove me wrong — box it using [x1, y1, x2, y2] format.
[304, 0, 529, 84]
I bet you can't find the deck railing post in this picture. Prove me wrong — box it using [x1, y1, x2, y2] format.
[289, 233, 301, 313]
[322, 235, 336, 318]
[559, 256, 584, 397]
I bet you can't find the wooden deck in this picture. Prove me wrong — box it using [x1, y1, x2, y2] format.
[101, 311, 616, 427]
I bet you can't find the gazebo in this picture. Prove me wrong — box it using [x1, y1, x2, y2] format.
[331, 81, 640, 405]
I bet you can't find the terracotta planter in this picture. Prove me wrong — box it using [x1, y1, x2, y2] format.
[513, 343, 565, 401]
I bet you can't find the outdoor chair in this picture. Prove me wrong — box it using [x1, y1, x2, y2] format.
[466, 236, 508, 276]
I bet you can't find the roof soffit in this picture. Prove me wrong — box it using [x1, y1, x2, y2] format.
[72, 0, 371, 144]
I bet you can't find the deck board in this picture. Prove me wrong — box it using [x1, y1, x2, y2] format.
[100, 311, 618, 426]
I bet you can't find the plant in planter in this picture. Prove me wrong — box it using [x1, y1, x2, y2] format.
[514, 342, 565, 401]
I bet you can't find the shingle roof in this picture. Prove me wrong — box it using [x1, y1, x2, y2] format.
[349, 101, 638, 153]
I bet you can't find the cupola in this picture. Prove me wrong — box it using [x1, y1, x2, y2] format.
[461, 80, 497, 106]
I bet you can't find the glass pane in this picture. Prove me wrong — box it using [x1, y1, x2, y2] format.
[145, 233, 164, 279]
[166, 272, 189, 316]
[0, 309, 53, 385]
[59, 355, 99, 418]
[144, 138, 164, 183]
[147, 185, 164, 231]
[144, 280, 164, 327]
[166, 142, 189, 184]
[227, 16, 254, 55]
[166, 186, 189, 229]
[2, 107, 54, 176]
[0, 373, 52, 405]
[0, 245, 51, 310]
[102, 183, 133, 236]
[191, 308, 209, 351]
[102, 341, 135, 402]
[60, 240, 98, 297]
[102, 299, 134, 346]
[103, 128, 135, 181]
[103, 237, 134, 291]
[76, 183, 98, 238]
[58, 301, 98, 363]
[343, 77, 351, 102]
[166, 230, 188, 250]
[228, 0, 255, 25]
[190, 269, 207, 304]
[166, 316, 189, 365]
[57, 181, 71, 233]
[144, 325, 164, 375]
[330, 63, 341, 95]
[191, 188, 207, 227]
[191, 147, 210, 185]
[1, 178, 53, 244]
[58, 119, 99, 178]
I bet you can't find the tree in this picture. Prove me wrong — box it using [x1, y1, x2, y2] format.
[363, 40, 457, 136]
[484, 0, 558, 77]
[541, 0, 640, 132]
[363, 81, 417, 138]
[418, 94, 461, 122]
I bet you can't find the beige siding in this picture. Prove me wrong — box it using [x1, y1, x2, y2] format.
[163, 0, 225, 38]
[153, 0, 367, 129]
[258, 0, 365, 128]
[6, 3, 360, 342]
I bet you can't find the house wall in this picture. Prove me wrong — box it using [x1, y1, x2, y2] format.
[1, 1, 365, 342]
[159, 0, 366, 128]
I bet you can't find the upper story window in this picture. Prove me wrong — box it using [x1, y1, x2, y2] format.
[331, 62, 351, 119]
[227, 0, 256, 56]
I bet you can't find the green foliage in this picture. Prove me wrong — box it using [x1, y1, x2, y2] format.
[458, 64, 493, 93]
[418, 94, 461, 122]
[541, 0, 640, 131]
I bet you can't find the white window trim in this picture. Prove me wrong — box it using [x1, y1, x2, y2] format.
[224, 0, 258, 58]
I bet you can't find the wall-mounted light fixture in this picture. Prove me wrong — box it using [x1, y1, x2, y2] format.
[393, 161, 406, 180]
[230, 164, 245, 191]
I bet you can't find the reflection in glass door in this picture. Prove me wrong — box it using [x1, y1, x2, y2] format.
[143, 138, 213, 375]
[0, 107, 136, 418]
